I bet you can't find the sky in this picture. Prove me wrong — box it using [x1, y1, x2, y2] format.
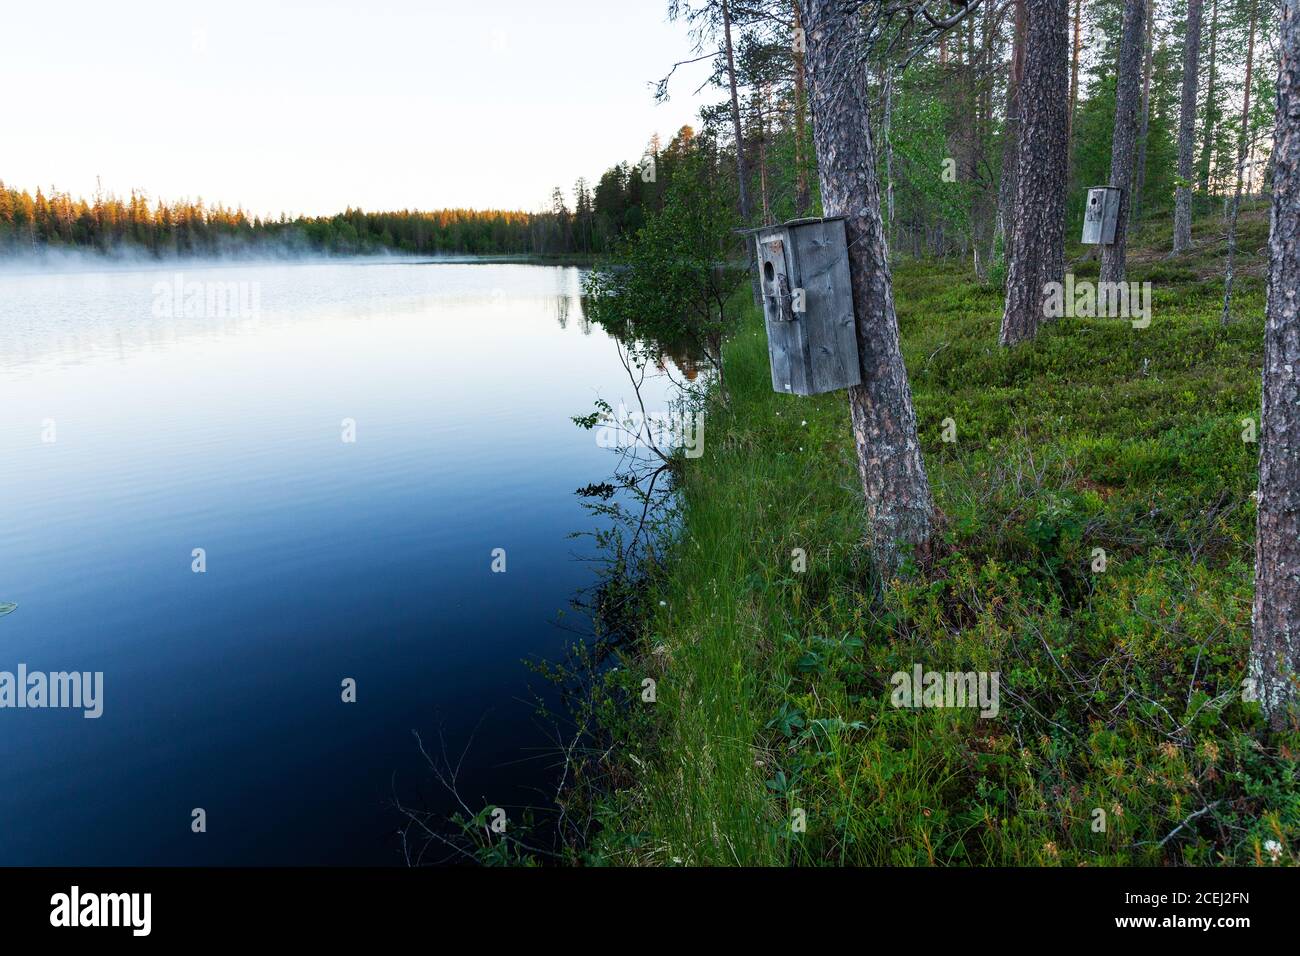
[2, 0, 714, 217]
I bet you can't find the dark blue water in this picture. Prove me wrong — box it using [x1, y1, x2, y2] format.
[0, 260, 673, 864]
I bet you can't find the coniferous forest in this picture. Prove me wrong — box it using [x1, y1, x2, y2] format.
[2, 0, 1278, 268]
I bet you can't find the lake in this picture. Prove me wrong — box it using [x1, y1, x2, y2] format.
[0, 258, 676, 865]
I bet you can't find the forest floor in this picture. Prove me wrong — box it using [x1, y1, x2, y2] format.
[577, 201, 1300, 866]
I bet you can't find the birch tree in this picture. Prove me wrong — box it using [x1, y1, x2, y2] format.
[1251, 0, 1300, 730]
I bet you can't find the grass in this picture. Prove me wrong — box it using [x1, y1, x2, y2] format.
[577, 206, 1300, 867]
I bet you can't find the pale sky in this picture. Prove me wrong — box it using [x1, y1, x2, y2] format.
[3, 0, 713, 217]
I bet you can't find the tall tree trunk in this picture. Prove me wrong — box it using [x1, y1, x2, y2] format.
[722, 0, 752, 222]
[1174, 0, 1205, 253]
[792, 1, 811, 216]
[1222, 0, 1259, 325]
[1100, 0, 1148, 285]
[797, 0, 933, 577]
[1199, 0, 1220, 194]
[1132, 0, 1156, 224]
[1251, 0, 1300, 731]
[1068, 0, 1083, 158]
[999, 0, 1069, 346]
[998, 0, 1028, 249]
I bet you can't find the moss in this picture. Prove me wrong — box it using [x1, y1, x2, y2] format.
[582, 211, 1298, 867]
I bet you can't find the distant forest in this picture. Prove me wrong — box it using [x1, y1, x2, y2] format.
[0, 152, 686, 259]
[1, 0, 1278, 264]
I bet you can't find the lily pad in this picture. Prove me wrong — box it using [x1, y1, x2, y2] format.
[0, 603, 16, 617]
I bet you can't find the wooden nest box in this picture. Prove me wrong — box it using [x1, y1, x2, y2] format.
[751, 217, 862, 396]
[1081, 186, 1122, 245]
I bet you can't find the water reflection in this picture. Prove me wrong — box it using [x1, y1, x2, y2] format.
[0, 258, 678, 865]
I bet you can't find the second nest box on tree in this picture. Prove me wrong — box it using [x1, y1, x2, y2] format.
[1081, 186, 1123, 245]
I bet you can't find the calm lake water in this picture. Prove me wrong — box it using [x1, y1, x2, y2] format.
[0, 259, 675, 865]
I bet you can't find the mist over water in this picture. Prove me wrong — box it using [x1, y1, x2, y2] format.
[0, 241, 402, 276]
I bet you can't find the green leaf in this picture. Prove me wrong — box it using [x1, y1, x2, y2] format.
[0, 602, 15, 617]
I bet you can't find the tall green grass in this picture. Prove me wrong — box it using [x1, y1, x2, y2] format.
[584, 217, 1299, 867]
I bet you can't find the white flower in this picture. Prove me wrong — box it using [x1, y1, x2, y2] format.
[1264, 839, 1283, 862]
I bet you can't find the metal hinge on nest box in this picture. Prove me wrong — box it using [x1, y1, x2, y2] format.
[746, 217, 862, 396]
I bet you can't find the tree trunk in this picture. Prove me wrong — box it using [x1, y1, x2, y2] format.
[797, 0, 933, 577]
[1251, 0, 1300, 731]
[997, 0, 1027, 249]
[1174, 0, 1205, 253]
[722, 0, 752, 222]
[1132, 0, 1156, 224]
[1199, 0, 1220, 194]
[999, 0, 1069, 346]
[1100, 0, 1148, 285]
[1222, 0, 1259, 325]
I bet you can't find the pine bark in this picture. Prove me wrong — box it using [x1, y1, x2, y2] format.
[1173, 0, 1205, 253]
[1100, 0, 1148, 285]
[797, 0, 933, 577]
[1252, 0, 1300, 731]
[999, 0, 1069, 347]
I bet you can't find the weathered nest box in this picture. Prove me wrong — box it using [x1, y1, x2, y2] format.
[1081, 186, 1122, 244]
[752, 217, 861, 396]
